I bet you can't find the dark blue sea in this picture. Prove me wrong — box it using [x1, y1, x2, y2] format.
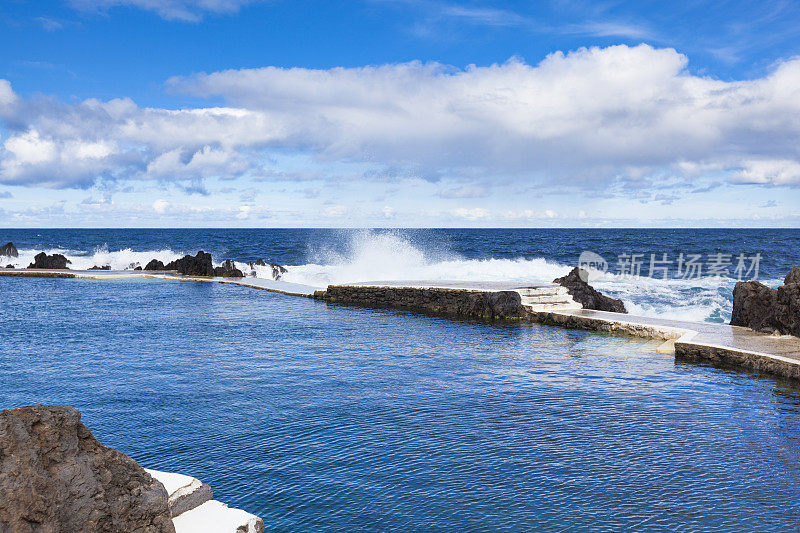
[2, 228, 800, 531]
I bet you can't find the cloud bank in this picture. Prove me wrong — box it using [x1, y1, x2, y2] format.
[2, 44, 800, 191]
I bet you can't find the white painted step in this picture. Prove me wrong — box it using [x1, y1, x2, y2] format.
[146, 469, 213, 517]
[524, 301, 583, 312]
[520, 294, 574, 304]
[172, 500, 264, 533]
[516, 286, 568, 297]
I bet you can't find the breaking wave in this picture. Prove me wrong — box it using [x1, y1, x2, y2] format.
[279, 230, 778, 324]
[2, 246, 183, 272]
[2, 230, 780, 324]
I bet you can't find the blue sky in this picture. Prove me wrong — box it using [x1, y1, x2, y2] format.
[1, 0, 800, 227]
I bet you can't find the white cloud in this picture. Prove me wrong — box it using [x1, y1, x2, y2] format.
[2, 44, 800, 192]
[235, 205, 251, 219]
[734, 159, 800, 186]
[453, 207, 490, 220]
[70, 0, 263, 22]
[152, 199, 169, 213]
[322, 205, 349, 218]
[437, 185, 489, 199]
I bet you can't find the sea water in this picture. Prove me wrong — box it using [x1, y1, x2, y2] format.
[2, 229, 800, 531]
[2, 228, 799, 322]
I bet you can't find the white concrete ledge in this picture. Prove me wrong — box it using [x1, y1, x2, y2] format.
[146, 469, 264, 532]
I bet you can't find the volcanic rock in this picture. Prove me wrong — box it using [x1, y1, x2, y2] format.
[165, 251, 214, 277]
[733, 267, 800, 336]
[271, 263, 287, 280]
[0, 242, 18, 257]
[27, 252, 70, 269]
[0, 405, 175, 533]
[144, 259, 165, 271]
[213, 259, 244, 278]
[553, 267, 627, 313]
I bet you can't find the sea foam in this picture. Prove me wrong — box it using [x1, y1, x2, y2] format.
[2, 230, 777, 324]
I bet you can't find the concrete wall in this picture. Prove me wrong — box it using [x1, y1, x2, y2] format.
[527, 310, 684, 341]
[674, 342, 800, 380]
[315, 285, 526, 320]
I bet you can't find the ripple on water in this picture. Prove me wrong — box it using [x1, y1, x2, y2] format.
[2, 277, 800, 531]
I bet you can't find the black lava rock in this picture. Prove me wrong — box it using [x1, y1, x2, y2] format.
[213, 259, 244, 278]
[0, 405, 175, 533]
[553, 267, 627, 313]
[0, 242, 18, 258]
[164, 251, 214, 277]
[27, 252, 70, 269]
[732, 266, 800, 336]
[144, 259, 165, 271]
[271, 263, 287, 280]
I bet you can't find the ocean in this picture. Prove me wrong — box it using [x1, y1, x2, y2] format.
[2, 228, 800, 530]
[2, 228, 799, 322]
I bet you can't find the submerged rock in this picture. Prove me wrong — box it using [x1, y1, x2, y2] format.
[5, 264, 13, 268]
[165, 251, 214, 277]
[134, 266, 143, 271]
[0, 405, 174, 533]
[0, 242, 18, 257]
[732, 267, 800, 336]
[553, 267, 627, 313]
[89, 265, 112, 270]
[213, 259, 244, 278]
[27, 252, 70, 269]
[144, 259, 165, 271]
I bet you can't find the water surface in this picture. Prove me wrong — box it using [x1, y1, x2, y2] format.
[2, 276, 800, 531]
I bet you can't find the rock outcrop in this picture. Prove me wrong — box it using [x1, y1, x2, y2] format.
[0, 405, 175, 533]
[213, 259, 244, 278]
[251, 259, 287, 280]
[271, 263, 287, 280]
[27, 252, 70, 269]
[89, 265, 112, 270]
[553, 267, 627, 313]
[164, 252, 214, 277]
[0, 242, 18, 257]
[144, 259, 165, 271]
[731, 267, 800, 336]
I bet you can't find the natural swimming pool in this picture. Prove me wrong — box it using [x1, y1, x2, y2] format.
[3, 276, 800, 531]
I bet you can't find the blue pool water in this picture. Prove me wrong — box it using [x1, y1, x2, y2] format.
[2, 274, 800, 531]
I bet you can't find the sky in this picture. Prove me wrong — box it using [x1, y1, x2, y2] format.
[1, 0, 800, 227]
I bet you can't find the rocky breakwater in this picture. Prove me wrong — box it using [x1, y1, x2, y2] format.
[553, 267, 627, 313]
[731, 266, 800, 336]
[316, 285, 526, 320]
[0, 405, 174, 532]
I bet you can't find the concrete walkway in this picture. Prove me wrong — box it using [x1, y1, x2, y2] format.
[544, 308, 800, 379]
